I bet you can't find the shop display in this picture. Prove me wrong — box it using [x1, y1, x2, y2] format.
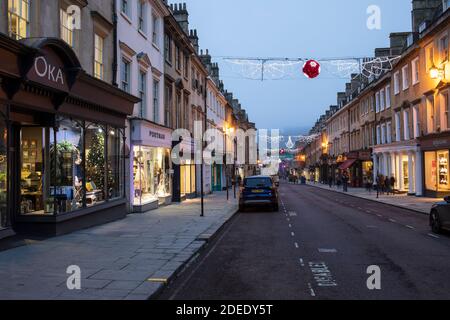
[438, 151, 449, 187]
[133, 146, 172, 206]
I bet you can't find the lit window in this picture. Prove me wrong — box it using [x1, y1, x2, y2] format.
[60, 8, 74, 47]
[440, 34, 449, 63]
[8, 0, 30, 40]
[94, 34, 104, 80]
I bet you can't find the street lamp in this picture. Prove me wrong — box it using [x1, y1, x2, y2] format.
[430, 64, 445, 80]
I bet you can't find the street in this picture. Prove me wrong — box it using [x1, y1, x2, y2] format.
[159, 182, 450, 300]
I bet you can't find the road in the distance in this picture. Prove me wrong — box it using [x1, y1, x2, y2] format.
[158, 182, 450, 300]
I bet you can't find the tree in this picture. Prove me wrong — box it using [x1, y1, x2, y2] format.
[86, 131, 105, 190]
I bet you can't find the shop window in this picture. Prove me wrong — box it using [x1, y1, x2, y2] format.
[51, 118, 84, 214]
[0, 117, 7, 228]
[133, 146, 172, 206]
[107, 128, 123, 200]
[85, 123, 106, 207]
[8, 0, 30, 40]
[425, 150, 450, 192]
[20, 127, 52, 215]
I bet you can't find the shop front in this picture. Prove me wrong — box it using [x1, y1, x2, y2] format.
[172, 138, 196, 202]
[130, 119, 172, 212]
[421, 133, 450, 198]
[0, 36, 138, 237]
[341, 151, 373, 187]
[211, 163, 223, 191]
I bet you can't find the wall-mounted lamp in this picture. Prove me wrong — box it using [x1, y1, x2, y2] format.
[430, 64, 445, 80]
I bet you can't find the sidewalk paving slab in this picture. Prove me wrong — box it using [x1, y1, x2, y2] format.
[0, 191, 237, 300]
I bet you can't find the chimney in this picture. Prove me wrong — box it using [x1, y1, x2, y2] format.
[173, 3, 189, 35]
[389, 32, 410, 55]
[411, 0, 442, 33]
[189, 29, 199, 54]
[375, 47, 391, 57]
[337, 92, 346, 107]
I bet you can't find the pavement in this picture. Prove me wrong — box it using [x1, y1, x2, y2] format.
[0, 191, 237, 300]
[304, 181, 439, 214]
[159, 182, 450, 300]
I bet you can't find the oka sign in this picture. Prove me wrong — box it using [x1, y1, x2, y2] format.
[27, 47, 69, 92]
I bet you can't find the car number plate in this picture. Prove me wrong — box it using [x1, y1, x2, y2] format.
[252, 189, 264, 193]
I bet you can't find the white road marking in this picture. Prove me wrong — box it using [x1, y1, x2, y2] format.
[318, 248, 337, 253]
[294, 242, 299, 248]
[308, 283, 316, 297]
[291, 232, 295, 237]
[428, 233, 440, 239]
[309, 262, 338, 287]
[405, 225, 415, 230]
[377, 214, 383, 217]
[389, 219, 397, 223]
[289, 211, 297, 217]
[366, 210, 372, 213]
[299, 258, 305, 267]
[357, 207, 363, 210]
[288, 224, 292, 228]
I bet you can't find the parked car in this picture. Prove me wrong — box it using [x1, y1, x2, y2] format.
[239, 176, 279, 212]
[430, 196, 450, 233]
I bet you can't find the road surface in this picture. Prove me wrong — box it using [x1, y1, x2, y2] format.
[158, 182, 450, 300]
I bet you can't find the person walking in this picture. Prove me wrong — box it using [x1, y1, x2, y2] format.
[390, 175, 396, 194]
[342, 172, 349, 192]
[385, 176, 391, 195]
[328, 176, 333, 188]
[379, 175, 385, 195]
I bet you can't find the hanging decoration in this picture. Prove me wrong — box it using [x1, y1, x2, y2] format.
[302, 60, 321, 79]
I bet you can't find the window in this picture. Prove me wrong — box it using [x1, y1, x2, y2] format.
[441, 91, 450, 131]
[385, 85, 391, 108]
[164, 34, 172, 63]
[184, 96, 189, 131]
[403, 109, 410, 140]
[121, 58, 131, 93]
[427, 96, 435, 133]
[375, 92, 380, 113]
[153, 80, 160, 123]
[381, 124, 386, 144]
[440, 34, 449, 63]
[412, 57, 420, 85]
[380, 90, 385, 111]
[107, 128, 124, 200]
[413, 104, 420, 138]
[426, 45, 435, 71]
[175, 92, 181, 128]
[387, 122, 392, 144]
[0, 117, 7, 228]
[394, 72, 400, 95]
[184, 54, 189, 78]
[94, 34, 104, 80]
[164, 85, 172, 127]
[138, 1, 146, 33]
[376, 125, 381, 145]
[139, 71, 147, 118]
[395, 112, 401, 141]
[152, 15, 159, 46]
[60, 8, 74, 47]
[8, 0, 30, 39]
[121, 0, 130, 17]
[402, 65, 409, 90]
[175, 46, 181, 71]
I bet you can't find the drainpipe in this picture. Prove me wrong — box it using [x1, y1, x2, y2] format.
[112, 0, 118, 87]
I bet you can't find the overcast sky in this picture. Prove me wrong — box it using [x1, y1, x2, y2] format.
[183, 0, 411, 134]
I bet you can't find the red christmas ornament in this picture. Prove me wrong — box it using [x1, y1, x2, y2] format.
[303, 59, 321, 79]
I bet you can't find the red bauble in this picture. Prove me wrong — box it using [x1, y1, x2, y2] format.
[303, 60, 321, 79]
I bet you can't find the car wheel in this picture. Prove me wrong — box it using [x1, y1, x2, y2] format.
[430, 210, 442, 234]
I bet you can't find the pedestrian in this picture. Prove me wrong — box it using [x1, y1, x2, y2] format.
[390, 176, 396, 194]
[366, 176, 373, 193]
[379, 175, 385, 195]
[385, 176, 391, 195]
[328, 176, 333, 188]
[342, 172, 349, 192]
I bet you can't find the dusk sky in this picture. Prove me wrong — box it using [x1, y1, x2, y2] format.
[184, 0, 412, 134]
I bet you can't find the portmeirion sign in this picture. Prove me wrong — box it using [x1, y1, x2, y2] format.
[26, 47, 69, 92]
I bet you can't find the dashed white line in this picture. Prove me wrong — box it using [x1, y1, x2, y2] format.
[308, 283, 316, 297]
[428, 233, 440, 239]
[405, 225, 415, 230]
[291, 232, 295, 237]
[389, 219, 397, 223]
[288, 224, 292, 228]
[299, 258, 305, 267]
[294, 242, 299, 249]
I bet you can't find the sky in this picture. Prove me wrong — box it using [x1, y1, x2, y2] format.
[183, 0, 411, 134]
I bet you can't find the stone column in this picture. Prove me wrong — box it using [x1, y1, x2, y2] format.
[415, 150, 423, 196]
[390, 152, 396, 180]
[408, 151, 414, 195]
[398, 152, 404, 191]
[383, 153, 389, 177]
[373, 153, 378, 183]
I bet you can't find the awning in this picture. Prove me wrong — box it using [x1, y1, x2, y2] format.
[339, 159, 357, 170]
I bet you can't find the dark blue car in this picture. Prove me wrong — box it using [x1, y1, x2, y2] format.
[239, 176, 279, 212]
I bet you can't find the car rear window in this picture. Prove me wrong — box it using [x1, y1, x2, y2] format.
[244, 178, 272, 188]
